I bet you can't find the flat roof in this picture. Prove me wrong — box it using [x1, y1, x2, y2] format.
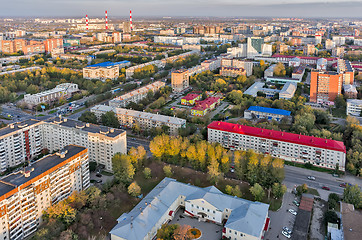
[87, 61, 130, 68]
[208, 121, 346, 152]
[292, 209, 312, 240]
[248, 106, 291, 116]
[0, 145, 86, 197]
[0, 119, 41, 137]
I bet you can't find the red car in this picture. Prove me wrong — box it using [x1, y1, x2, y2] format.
[322, 186, 330, 190]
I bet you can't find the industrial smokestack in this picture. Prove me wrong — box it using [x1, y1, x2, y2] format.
[105, 10, 108, 30]
[130, 10, 133, 31]
[86, 14, 89, 30]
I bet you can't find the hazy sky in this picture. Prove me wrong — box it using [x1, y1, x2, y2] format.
[0, 0, 361, 18]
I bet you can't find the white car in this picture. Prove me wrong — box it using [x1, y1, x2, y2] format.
[307, 176, 316, 180]
[282, 230, 291, 239]
[283, 227, 292, 235]
[288, 209, 297, 216]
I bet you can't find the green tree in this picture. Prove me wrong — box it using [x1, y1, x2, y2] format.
[343, 185, 362, 209]
[324, 210, 339, 224]
[272, 183, 287, 199]
[163, 165, 172, 177]
[112, 153, 135, 184]
[128, 182, 141, 197]
[101, 111, 119, 128]
[79, 111, 98, 124]
[157, 224, 179, 240]
[250, 183, 265, 201]
[334, 95, 346, 109]
[143, 167, 152, 179]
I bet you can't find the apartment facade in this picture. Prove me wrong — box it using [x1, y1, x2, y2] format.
[221, 58, 253, 76]
[91, 105, 186, 136]
[42, 117, 126, 171]
[337, 59, 354, 85]
[44, 38, 63, 53]
[310, 71, 343, 103]
[220, 67, 246, 77]
[83, 65, 119, 80]
[208, 121, 346, 171]
[0, 145, 89, 240]
[23, 83, 79, 106]
[109, 81, 166, 108]
[171, 69, 189, 92]
[346, 99, 362, 116]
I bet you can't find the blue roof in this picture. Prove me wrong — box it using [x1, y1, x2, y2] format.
[87, 60, 130, 68]
[248, 106, 291, 116]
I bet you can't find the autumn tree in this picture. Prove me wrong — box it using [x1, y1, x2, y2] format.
[272, 183, 287, 199]
[163, 165, 172, 177]
[128, 182, 141, 197]
[112, 153, 135, 184]
[143, 167, 152, 179]
[343, 185, 362, 209]
[273, 62, 286, 77]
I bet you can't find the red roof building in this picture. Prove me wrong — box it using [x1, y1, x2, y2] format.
[191, 97, 220, 116]
[208, 121, 346, 171]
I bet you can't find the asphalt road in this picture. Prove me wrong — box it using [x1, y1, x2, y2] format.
[127, 138, 151, 156]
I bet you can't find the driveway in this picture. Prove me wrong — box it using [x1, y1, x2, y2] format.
[265, 192, 298, 240]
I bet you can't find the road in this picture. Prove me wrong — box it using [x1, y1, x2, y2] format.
[127, 137, 151, 156]
[283, 165, 362, 200]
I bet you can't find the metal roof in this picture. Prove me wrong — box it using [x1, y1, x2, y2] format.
[86, 60, 130, 68]
[248, 106, 291, 116]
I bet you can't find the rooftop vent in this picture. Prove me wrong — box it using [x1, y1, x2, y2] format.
[56, 150, 68, 158]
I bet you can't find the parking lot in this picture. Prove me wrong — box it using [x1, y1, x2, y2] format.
[265, 192, 299, 239]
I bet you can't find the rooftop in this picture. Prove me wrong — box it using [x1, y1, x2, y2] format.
[181, 93, 201, 101]
[0, 145, 86, 198]
[208, 121, 346, 152]
[0, 119, 41, 138]
[247, 106, 291, 116]
[341, 202, 362, 240]
[86, 61, 130, 68]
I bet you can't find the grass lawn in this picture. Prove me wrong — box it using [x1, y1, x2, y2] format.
[49, 109, 57, 114]
[268, 198, 283, 211]
[101, 171, 113, 176]
[284, 161, 336, 174]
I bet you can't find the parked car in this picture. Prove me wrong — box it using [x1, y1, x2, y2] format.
[339, 183, 351, 188]
[307, 176, 316, 180]
[96, 173, 102, 178]
[288, 209, 297, 216]
[282, 230, 291, 239]
[96, 179, 102, 183]
[322, 186, 330, 190]
[283, 227, 292, 235]
[332, 173, 339, 177]
[293, 200, 300, 207]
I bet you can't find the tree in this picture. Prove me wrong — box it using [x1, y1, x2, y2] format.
[112, 153, 135, 184]
[163, 165, 172, 177]
[101, 111, 119, 128]
[45, 201, 77, 225]
[343, 185, 362, 209]
[334, 95, 346, 109]
[207, 158, 222, 184]
[174, 225, 193, 240]
[79, 111, 98, 124]
[324, 210, 339, 224]
[128, 182, 141, 197]
[272, 183, 287, 199]
[143, 167, 152, 179]
[157, 224, 179, 240]
[250, 183, 265, 201]
[296, 183, 308, 196]
[273, 62, 286, 77]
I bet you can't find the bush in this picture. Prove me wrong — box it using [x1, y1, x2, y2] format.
[163, 165, 172, 177]
[143, 167, 152, 179]
[305, 162, 313, 169]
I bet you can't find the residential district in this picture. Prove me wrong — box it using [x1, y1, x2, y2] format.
[0, 10, 361, 240]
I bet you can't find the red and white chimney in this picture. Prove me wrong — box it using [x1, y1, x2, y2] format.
[105, 10, 108, 30]
[130, 10, 133, 31]
[86, 14, 89, 30]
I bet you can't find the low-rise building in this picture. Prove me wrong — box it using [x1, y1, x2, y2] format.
[341, 202, 362, 240]
[220, 67, 246, 77]
[292, 65, 306, 81]
[346, 99, 362, 116]
[110, 178, 270, 240]
[208, 121, 346, 171]
[279, 82, 297, 100]
[343, 85, 358, 99]
[91, 105, 186, 136]
[266, 76, 301, 84]
[181, 94, 201, 105]
[0, 145, 89, 240]
[244, 82, 297, 100]
[264, 64, 276, 78]
[191, 97, 220, 116]
[244, 106, 291, 121]
[83, 65, 119, 81]
[23, 83, 79, 106]
[109, 81, 166, 108]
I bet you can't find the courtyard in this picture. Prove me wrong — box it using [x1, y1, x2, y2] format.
[168, 209, 224, 240]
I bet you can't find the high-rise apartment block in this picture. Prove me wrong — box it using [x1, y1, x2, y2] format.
[227, 37, 272, 58]
[310, 71, 343, 103]
[0, 145, 89, 240]
[171, 69, 189, 92]
[0, 118, 127, 172]
[303, 44, 317, 55]
[221, 59, 253, 76]
[44, 38, 63, 53]
[337, 59, 354, 85]
[0, 38, 63, 55]
[208, 121, 346, 171]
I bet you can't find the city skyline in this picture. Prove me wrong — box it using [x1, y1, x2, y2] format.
[0, 0, 362, 18]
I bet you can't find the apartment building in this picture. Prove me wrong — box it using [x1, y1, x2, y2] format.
[208, 121, 346, 171]
[83, 65, 119, 81]
[42, 117, 126, 171]
[221, 58, 253, 76]
[343, 85, 358, 99]
[310, 71, 343, 103]
[44, 38, 63, 53]
[110, 178, 269, 240]
[91, 105, 186, 136]
[171, 69, 189, 92]
[220, 66, 246, 77]
[0, 38, 61, 55]
[191, 97, 221, 116]
[181, 93, 201, 105]
[0, 145, 89, 240]
[303, 44, 317, 55]
[0, 118, 126, 172]
[0, 120, 43, 172]
[337, 59, 354, 85]
[109, 81, 166, 108]
[23, 83, 79, 106]
[346, 99, 362, 116]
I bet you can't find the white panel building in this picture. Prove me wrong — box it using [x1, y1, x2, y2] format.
[346, 99, 362, 116]
[208, 121, 346, 171]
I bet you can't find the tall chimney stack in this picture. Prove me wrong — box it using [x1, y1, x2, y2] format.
[105, 10, 108, 30]
[86, 14, 89, 30]
[130, 10, 133, 31]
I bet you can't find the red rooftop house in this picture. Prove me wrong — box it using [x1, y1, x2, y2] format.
[191, 97, 221, 116]
[208, 121, 346, 171]
[181, 94, 201, 106]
